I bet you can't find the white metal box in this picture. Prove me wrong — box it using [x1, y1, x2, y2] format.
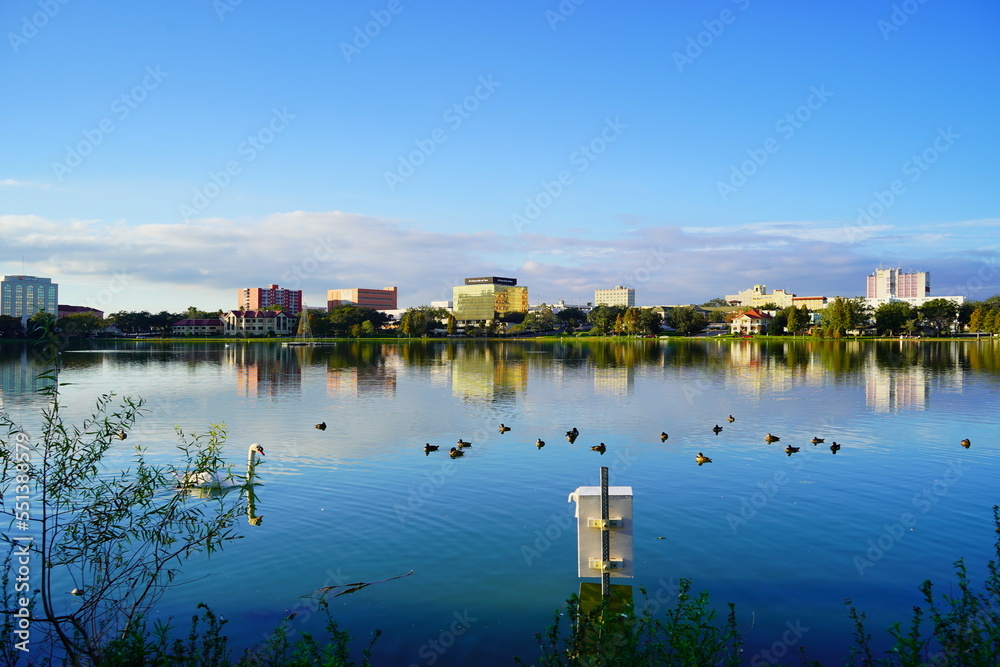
[567, 486, 634, 578]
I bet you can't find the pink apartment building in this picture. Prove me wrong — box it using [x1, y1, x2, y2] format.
[237, 284, 303, 314]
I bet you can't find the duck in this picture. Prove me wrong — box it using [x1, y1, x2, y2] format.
[423, 443, 439, 453]
[784, 445, 800, 455]
[830, 442, 842, 453]
[565, 427, 579, 438]
[449, 447, 464, 458]
[457, 439, 472, 448]
[960, 438, 971, 448]
[536, 439, 545, 449]
[810, 437, 824, 445]
[498, 424, 511, 433]
[695, 452, 712, 465]
[566, 432, 578, 443]
[315, 422, 327, 431]
[727, 415, 735, 423]
[765, 433, 780, 443]
[712, 425, 723, 434]
[591, 443, 606, 454]
[116, 430, 127, 440]
[180, 443, 265, 489]
[660, 432, 668, 442]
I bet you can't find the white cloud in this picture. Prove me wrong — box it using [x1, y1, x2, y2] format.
[2, 211, 995, 312]
[1, 179, 50, 189]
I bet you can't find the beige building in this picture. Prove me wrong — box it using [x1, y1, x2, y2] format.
[594, 286, 635, 308]
[221, 310, 296, 336]
[171, 318, 224, 336]
[725, 285, 795, 309]
[729, 309, 773, 335]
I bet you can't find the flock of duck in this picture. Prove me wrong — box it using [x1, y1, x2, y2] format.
[310, 416, 972, 465]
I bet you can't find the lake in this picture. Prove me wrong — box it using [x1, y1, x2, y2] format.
[2, 338, 998, 665]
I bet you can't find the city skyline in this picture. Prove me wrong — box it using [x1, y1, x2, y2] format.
[2, 2, 998, 313]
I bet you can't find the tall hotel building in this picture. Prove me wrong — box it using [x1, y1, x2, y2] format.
[237, 284, 303, 314]
[1, 275, 58, 325]
[866, 268, 930, 300]
[327, 286, 398, 311]
[594, 286, 635, 308]
[453, 277, 528, 323]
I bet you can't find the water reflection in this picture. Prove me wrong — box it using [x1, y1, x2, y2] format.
[2, 339, 999, 411]
[226, 344, 302, 397]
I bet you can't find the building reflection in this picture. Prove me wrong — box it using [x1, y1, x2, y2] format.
[225, 344, 302, 398]
[865, 366, 928, 411]
[593, 365, 634, 397]
[326, 343, 398, 397]
[0, 345, 56, 409]
[450, 344, 526, 404]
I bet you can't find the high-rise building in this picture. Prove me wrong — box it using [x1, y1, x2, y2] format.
[237, 284, 303, 314]
[594, 286, 635, 308]
[866, 268, 930, 300]
[452, 277, 528, 323]
[327, 286, 398, 311]
[1, 275, 58, 325]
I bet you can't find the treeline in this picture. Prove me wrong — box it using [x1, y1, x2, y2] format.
[751, 295, 1000, 338]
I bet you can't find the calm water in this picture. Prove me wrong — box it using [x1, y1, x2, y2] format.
[2, 339, 998, 665]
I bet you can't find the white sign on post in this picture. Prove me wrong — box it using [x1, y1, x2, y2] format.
[567, 485, 634, 578]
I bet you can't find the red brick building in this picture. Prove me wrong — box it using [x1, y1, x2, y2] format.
[327, 286, 398, 311]
[237, 284, 303, 314]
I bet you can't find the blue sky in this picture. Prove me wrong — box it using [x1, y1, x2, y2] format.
[1, 0, 998, 313]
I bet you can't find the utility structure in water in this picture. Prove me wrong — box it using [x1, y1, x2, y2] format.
[568, 466, 633, 602]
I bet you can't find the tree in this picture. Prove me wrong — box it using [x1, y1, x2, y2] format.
[874, 301, 914, 336]
[398, 307, 445, 337]
[523, 308, 558, 332]
[0, 314, 24, 339]
[638, 309, 663, 335]
[919, 298, 959, 336]
[59, 312, 106, 338]
[150, 311, 179, 332]
[820, 297, 869, 337]
[983, 308, 1000, 334]
[0, 351, 248, 663]
[498, 310, 526, 324]
[108, 311, 153, 334]
[446, 313, 457, 335]
[587, 305, 626, 335]
[701, 297, 728, 307]
[967, 307, 985, 333]
[564, 318, 578, 335]
[556, 307, 587, 324]
[668, 307, 708, 336]
[769, 308, 790, 335]
[788, 305, 811, 334]
[26, 311, 58, 338]
[328, 305, 388, 337]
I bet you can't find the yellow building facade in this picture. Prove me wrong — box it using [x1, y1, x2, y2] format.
[453, 277, 528, 323]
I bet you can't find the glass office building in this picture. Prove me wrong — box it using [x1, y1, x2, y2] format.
[1, 275, 58, 325]
[452, 277, 528, 323]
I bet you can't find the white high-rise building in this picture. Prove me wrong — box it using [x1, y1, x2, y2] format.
[863, 267, 963, 309]
[866, 268, 929, 300]
[594, 286, 635, 308]
[1, 275, 58, 326]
